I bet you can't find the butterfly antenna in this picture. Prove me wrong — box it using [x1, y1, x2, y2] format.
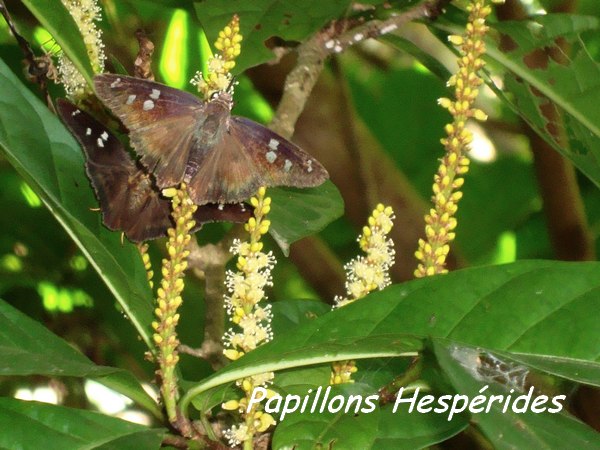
[226, 76, 237, 95]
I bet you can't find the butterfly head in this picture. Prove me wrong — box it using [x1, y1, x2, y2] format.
[209, 90, 234, 111]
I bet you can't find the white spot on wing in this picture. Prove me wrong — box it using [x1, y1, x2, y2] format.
[97, 138, 104, 148]
[218, 204, 224, 211]
[266, 151, 277, 163]
[150, 89, 161, 100]
[126, 94, 136, 105]
[85, 128, 92, 136]
[306, 160, 313, 173]
[143, 100, 155, 111]
[100, 131, 109, 141]
[110, 77, 122, 88]
[284, 159, 292, 172]
[71, 110, 81, 116]
[334, 45, 343, 53]
[354, 33, 364, 41]
[325, 40, 334, 49]
[268, 138, 280, 150]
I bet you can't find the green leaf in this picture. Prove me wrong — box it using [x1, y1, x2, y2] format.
[0, 298, 114, 377]
[433, 340, 600, 449]
[21, 0, 94, 86]
[0, 398, 165, 450]
[0, 299, 161, 418]
[194, 0, 356, 73]
[273, 383, 468, 450]
[270, 299, 331, 334]
[0, 59, 155, 350]
[181, 260, 600, 414]
[484, 14, 600, 188]
[269, 181, 344, 255]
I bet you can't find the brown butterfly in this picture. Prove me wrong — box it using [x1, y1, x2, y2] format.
[56, 99, 250, 243]
[93, 74, 329, 205]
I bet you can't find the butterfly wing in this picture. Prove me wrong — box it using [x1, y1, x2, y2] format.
[57, 99, 172, 242]
[94, 74, 206, 189]
[187, 116, 329, 204]
[231, 117, 328, 187]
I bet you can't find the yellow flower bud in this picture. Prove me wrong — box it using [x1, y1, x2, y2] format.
[222, 400, 240, 411]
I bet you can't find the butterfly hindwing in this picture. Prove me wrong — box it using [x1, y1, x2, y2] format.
[94, 74, 205, 188]
[57, 99, 172, 241]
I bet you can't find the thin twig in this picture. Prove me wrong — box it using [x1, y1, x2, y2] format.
[270, 0, 444, 139]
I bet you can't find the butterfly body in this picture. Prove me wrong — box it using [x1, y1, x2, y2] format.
[94, 74, 328, 205]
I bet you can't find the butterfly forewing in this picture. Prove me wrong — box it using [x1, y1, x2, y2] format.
[94, 74, 205, 188]
[231, 117, 328, 187]
[57, 99, 250, 242]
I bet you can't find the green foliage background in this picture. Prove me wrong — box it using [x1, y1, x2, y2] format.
[0, 0, 600, 448]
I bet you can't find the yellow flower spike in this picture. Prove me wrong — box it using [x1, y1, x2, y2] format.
[415, 0, 496, 278]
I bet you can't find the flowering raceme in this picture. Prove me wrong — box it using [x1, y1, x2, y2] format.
[191, 15, 242, 97]
[58, 0, 106, 99]
[414, 0, 498, 277]
[336, 204, 396, 307]
[222, 187, 277, 446]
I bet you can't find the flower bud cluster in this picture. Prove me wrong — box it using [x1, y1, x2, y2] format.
[191, 15, 243, 98]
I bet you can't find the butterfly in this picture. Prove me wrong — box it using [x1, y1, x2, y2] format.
[56, 99, 250, 243]
[93, 74, 329, 205]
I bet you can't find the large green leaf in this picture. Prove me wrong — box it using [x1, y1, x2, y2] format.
[0, 299, 161, 418]
[0, 59, 154, 350]
[0, 398, 165, 450]
[0, 298, 114, 377]
[433, 340, 600, 449]
[273, 383, 468, 450]
[269, 181, 344, 255]
[180, 260, 600, 414]
[21, 0, 94, 86]
[484, 14, 600, 188]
